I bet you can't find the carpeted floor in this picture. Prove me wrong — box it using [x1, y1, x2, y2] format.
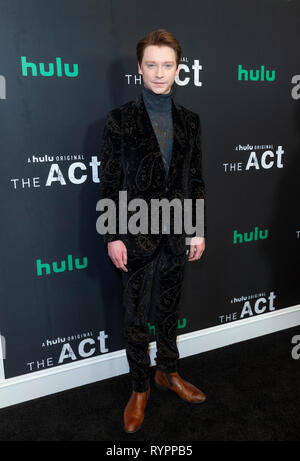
[0, 325, 299, 441]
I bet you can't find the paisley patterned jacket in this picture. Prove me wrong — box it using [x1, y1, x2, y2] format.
[99, 92, 206, 257]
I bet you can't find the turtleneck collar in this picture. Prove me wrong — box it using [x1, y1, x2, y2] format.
[142, 83, 173, 113]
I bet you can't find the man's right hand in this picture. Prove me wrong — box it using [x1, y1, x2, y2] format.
[107, 240, 128, 272]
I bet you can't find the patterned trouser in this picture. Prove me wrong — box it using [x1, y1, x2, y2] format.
[121, 235, 188, 392]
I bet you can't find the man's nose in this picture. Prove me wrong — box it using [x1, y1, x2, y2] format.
[156, 66, 164, 78]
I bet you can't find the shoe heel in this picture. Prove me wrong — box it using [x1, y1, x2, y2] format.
[155, 381, 169, 392]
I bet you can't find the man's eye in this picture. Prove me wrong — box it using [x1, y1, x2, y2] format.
[146, 64, 172, 68]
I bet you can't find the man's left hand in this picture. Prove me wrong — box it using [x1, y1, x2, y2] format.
[188, 237, 205, 261]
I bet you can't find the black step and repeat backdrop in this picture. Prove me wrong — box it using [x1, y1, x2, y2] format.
[0, 0, 299, 380]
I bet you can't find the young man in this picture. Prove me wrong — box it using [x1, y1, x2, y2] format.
[99, 29, 206, 434]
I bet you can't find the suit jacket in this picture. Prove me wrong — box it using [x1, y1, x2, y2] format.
[99, 91, 206, 258]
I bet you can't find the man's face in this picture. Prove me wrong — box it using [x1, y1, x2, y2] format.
[138, 45, 179, 95]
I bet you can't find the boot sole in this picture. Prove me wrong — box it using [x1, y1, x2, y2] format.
[155, 381, 206, 404]
[124, 424, 143, 434]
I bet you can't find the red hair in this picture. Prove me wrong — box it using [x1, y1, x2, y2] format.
[136, 29, 182, 68]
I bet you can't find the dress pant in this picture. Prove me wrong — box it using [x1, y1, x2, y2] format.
[121, 235, 188, 392]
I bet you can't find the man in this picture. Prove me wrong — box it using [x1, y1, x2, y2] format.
[99, 29, 207, 434]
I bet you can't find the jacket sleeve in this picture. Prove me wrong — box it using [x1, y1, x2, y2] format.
[189, 113, 206, 238]
[99, 109, 124, 244]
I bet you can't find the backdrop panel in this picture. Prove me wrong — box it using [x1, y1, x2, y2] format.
[0, 0, 299, 381]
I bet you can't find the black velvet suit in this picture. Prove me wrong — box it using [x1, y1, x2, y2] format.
[99, 90, 206, 392]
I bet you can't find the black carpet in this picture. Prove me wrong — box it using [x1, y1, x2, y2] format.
[0, 325, 300, 441]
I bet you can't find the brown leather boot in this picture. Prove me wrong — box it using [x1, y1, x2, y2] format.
[155, 369, 206, 404]
[123, 387, 150, 433]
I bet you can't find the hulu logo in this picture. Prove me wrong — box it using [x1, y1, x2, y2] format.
[148, 317, 187, 336]
[0, 75, 6, 99]
[36, 254, 87, 276]
[233, 227, 268, 244]
[238, 64, 275, 81]
[21, 56, 79, 77]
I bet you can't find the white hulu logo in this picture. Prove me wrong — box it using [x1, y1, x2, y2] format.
[0, 75, 6, 100]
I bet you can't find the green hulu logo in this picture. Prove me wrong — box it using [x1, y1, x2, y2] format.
[21, 56, 79, 77]
[148, 317, 186, 336]
[233, 227, 268, 244]
[36, 254, 87, 276]
[238, 64, 275, 81]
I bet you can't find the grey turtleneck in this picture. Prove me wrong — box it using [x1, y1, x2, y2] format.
[142, 84, 174, 178]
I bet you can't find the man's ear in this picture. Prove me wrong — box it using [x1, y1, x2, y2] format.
[137, 63, 142, 75]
